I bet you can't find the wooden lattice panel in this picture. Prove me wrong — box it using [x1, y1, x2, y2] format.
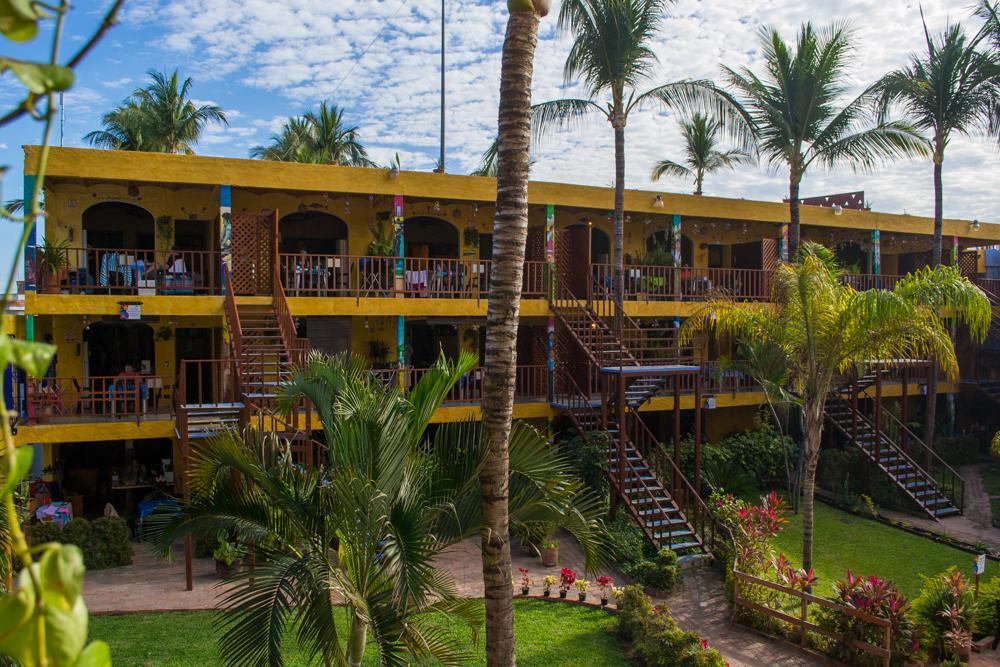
[231, 212, 278, 295]
[959, 251, 978, 278]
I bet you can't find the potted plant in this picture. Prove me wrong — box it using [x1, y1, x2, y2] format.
[463, 226, 480, 248]
[541, 540, 559, 567]
[611, 586, 625, 608]
[542, 575, 557, 597]
[575, 579, 590, 602]
[597, 575, 613, 606]
[518, 567, 531, 596]
[212, 537, 240, 578]
[36, 238, 70, 294]
[559, 568, 575, 599]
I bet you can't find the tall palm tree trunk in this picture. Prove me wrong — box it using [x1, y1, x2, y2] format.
[612, 113, 626, 336]
[788, 177, 801, 260]
[800, 404, 823, 578]
[931, 155, 944, 267]
[926, 148, 944, 461]
[347, 610, 367, 667]
[481, 8, 540, 667]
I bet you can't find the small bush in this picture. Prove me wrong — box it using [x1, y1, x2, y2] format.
[974, 576, 1000, 637]
[617, 584, 726, 667]
[912, 569, 977, 659]
[561, 431, 610, 501]
[25, 517, 132, 570]
[937, 435, 981, 465]
[606, 519, 678, 593]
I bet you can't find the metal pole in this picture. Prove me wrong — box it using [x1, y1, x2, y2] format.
[438, 0, 446, 173]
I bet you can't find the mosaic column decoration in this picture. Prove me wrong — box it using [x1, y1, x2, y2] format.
[951, 236, 959, 266]
[546, 204, 555, 402]
[23, 174, 37, 295]
[394, 195, 406, 389]
[671, 214, 682, 266]
[871, 228, 881, 275]
[778, 223, 789, 263]
[219, 185, 232, 272]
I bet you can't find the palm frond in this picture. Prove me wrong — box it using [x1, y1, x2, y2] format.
[649, 159, 691, 181]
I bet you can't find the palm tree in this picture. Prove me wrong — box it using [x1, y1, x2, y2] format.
[873, 16, 998, 454]
[530, 0, 749, 333]
[651, 113, 754, 195]
[681, 243, 990, 576]
[874, 18, 998, 267]
[722, 23, 929, 259]
[251, 102, 377, 167]
[153, 353, 607, 666]
[480, 2, 548, 666]
[974, 0, 999, 50]
[84, 69, 227, 154]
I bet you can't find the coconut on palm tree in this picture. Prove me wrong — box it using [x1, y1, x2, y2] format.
[251, 102, 377, 167]
[528, 0, 750, 333]
[681, 243, 990, 576]
[651, 113, 754, 195]
[480, 2, 549, 666]
[152, 352, 606, 666]
[84, 69, 227, 154]
[722, 23, 929, 259]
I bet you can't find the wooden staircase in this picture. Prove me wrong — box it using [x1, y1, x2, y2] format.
[551, 287, 726, 556]
[824, 390, 963, 519]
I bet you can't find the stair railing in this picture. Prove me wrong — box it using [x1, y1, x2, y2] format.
[881, 408, 965, 513]
[826, 393, 961, 515]
[222, 265, 244, 381]
[272, 263, 310, 366]
[622, 402, 732, 554]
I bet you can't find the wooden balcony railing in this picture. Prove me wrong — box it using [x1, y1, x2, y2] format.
[592, 264, 772, 301]
[277, 254, 548, 299]
[370, 365, 547, 403]
[46, 247, 220, 295]
[26, 375, 172, 423]
[841, 273, 902, 291]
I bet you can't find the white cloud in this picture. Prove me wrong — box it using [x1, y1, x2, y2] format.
[117, 0, 1000, 221]
[100, 77, 133, 89]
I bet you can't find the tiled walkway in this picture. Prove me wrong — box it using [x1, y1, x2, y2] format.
[84, 536, 821, 666]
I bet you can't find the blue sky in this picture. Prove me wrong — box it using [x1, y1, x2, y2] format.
[1, 0, 998, 281]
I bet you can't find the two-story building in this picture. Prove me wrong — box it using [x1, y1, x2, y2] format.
[14, 146, 1000, 546]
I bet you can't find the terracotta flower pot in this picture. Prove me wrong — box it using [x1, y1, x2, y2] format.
[541, 545, 558, 567]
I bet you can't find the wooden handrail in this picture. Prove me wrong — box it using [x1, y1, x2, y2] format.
[222, 265, 244, 389]
[272, 262, 310, 366]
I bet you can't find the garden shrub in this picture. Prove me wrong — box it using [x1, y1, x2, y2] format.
[974, 575, 1000, 637]
[937, 435, 981, 465]
[616, 584, 725, 667]
[815, 570, 918, 666]
[561, 431, 610, 501]
[912, 569, 977, 659]
[25, 517, 132, 570]
[606, 519, 678, 593]
[682, 425, 793, 495]
[816, 448, 859, 496]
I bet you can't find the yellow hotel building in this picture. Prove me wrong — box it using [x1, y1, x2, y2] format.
[14, 146, 1000, 550]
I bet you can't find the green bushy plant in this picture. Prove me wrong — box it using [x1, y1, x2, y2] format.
[974, 575, 1000, 637]
[25, 517, 132, 570]
[561, 431, 610, 501]
[617, 584, 726, 666]
[937, 435, 981, 465]
[913, 569, 977, 659]
[606, 519, 678, 592]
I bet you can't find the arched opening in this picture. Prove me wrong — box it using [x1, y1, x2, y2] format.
[278, 211, 348, 255]
[83, 322, 154, 377]
[644, 229, 693, 266]
[82, 202, 155, 250]
[591, 227, 611, 265]
[404, 216, 459, 258]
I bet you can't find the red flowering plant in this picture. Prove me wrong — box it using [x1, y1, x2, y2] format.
[517, 567, 532, 593]
[771, 553, 816, 591]
[816, 569, 918, 665]
[597, 575, 613, 600]
[559, 568, 576, 595]
[712, 490, 789, 576]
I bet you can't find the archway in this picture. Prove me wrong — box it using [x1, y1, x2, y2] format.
[404, 216, 459, 258]
[591, 227, 611, 265]
[834, 240, 867, 274]
[82, 202, 154, 250]
[278, 211, 348, 255]
[645, 229, 693, 266]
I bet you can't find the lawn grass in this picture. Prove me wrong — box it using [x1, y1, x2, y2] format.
[89, 599, 627, 667]
[772, 501, 998, 599]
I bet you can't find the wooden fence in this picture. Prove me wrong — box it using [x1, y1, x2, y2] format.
[732, 570, 892, 666]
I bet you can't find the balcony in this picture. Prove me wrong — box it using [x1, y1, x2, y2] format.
[40, 247, 221, 296]
[277, 254, 548, 299]
[25, 375, 173, 424]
